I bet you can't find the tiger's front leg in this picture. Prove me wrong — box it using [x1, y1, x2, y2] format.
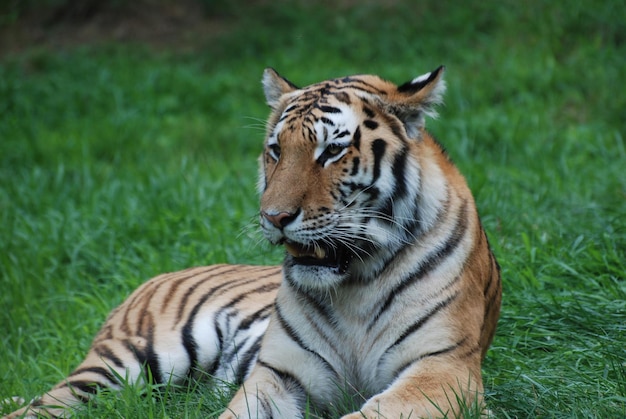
[220, 314, 337, 419]
[342, 357, 484, 419]
[220, 362, 305, 419]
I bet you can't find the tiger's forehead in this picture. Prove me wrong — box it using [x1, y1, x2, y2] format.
[271, 90, 361, 146]
[272, 76, 383, 130]
[267, 74, 393, 148]
[286, 74, 388, 108]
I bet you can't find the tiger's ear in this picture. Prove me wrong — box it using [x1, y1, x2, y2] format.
[388, 66, 446, 139]
[262, 68, 299, 110]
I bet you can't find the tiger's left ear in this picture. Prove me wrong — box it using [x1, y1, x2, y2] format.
[388, 65, 446, 139]
[262, 68, 299, 110]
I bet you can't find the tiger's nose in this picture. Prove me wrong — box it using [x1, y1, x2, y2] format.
[262, 210, 299, 229]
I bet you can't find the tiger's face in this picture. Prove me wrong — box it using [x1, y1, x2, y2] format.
[259, 68, 446, 290]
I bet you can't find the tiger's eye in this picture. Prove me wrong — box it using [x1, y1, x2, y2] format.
[269, 144, 281, 159]
[326, 144, 344, 156]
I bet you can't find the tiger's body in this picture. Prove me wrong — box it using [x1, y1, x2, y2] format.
[4, 67, 501, 419]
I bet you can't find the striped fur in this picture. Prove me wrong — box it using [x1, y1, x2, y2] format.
[4, 265, 282, 419]
[4, 67, 501, 419]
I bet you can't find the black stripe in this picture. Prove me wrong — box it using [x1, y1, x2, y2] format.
[59, 380, 101, 396]
[371, 139, 386, 182]
[143, 327, 162, 384]
[126, 313, 162, 384]
[336, 179, 363, 203]
[460, 343, 482, 360]
[181, 323, 201, 378]
[221, 333, 250, 366]
[378, 111, 407, 141]
[257, 359, 307, 409]
[365, 185, 380, 201]
[483, 250, 495, 296]
[350, 157, 360, 176]
[352, 126, 361, 151]
[385, 292, 458, 353]
[301, 310, 347, 368]
[397, 66, 444, 93]
[318, 105, 341, 114]
[377, 197, 394, 221]
[364, 119, 378, 130]
[320, 116, 335, 126]
[213, 296, 278, 370]
[182, 282, 280, 373]
[274, 303, 337, 377]
[30, 398, 44, 408]
[215, 283, 280, 318]
[333, 91, 351, 104]
[283, 104, 298, 114]
[69, 366, 119, 387]
[120, 342, 161, 384]
[368, 199, 468, 330]
[74, 393, 91, 404]
[391, 146, 408, 200]
[161, 267, 222, 314]
[390, 338, 465, 380]
[257, 393, 274, 419]
[175, 265, 243, 323]
[376, 188, 449, 277]
[119, 280, 159, 335]
[210, 284, 278, 359]
[99, 324, 114, 340]
[338, 180, 354, 199]
[283, 269, 337, 325]
[305, 124, 317, 143]
[389, 117, 406, 140]
[481, 275, 502, 342]
[180, 275, 269, 372]
[363, 106, 375, 118]
[94, 344, 125, 368]
[481, 254, 497, 336]
[338, 77, 386, 94]
[483, 252, 501, 306]
[317, 150, 331, 167]
[238, 302, 274, 331]
[235, 334, 264, 384]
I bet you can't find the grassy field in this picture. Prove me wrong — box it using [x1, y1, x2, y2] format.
[1, 0, 625, 417]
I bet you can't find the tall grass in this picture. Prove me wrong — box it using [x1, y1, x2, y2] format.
[1, 0, 624, 417]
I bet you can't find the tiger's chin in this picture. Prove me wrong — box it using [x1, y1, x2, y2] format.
[282, 240, 353, 291]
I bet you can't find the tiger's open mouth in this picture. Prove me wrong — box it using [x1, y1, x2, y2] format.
[284, 241, 352, 273]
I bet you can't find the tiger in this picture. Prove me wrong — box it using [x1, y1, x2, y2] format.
[3, 66, 501, 419]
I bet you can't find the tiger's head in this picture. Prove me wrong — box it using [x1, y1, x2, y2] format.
[259, 67, 447, 291]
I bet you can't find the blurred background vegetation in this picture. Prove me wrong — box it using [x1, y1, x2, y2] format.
[1, 0, 624, 417]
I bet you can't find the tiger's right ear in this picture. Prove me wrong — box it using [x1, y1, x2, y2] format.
[263, 68, 299, 110]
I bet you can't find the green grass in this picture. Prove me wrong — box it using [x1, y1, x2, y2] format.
[1, 0, 625, 417]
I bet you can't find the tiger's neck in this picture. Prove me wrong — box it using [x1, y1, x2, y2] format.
[345, 135, 455, 284]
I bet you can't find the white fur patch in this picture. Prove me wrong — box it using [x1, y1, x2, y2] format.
[412, 71, 432, 84]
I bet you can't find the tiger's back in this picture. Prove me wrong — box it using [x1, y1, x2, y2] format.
[4, 67, 501, 419]
[93, 265, 282, 386]
[4, 265, 282, 419]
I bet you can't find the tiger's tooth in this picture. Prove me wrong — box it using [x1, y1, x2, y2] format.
[314, 247, 326, 259]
